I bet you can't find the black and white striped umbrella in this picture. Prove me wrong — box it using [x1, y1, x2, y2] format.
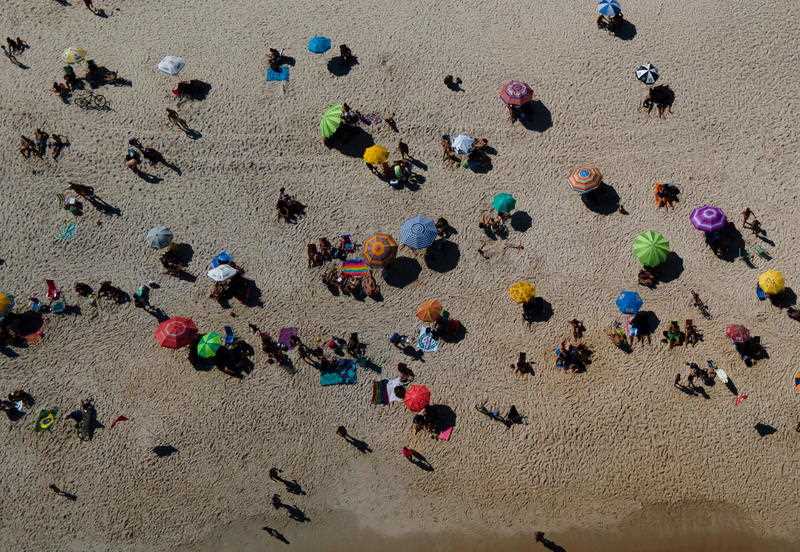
[635, 64, 659, 85]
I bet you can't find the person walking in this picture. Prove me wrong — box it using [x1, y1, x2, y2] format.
[166, 108, 190, 132]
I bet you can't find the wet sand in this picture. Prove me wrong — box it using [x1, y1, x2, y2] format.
[186, 501, 795, 552]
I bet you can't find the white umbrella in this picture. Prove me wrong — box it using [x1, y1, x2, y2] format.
[156, 56, 185, 76]
[451, 134, 475, 155]
[146, 226, 174, 249]
[207, 264, 238, 282]
[635, 63, 659, 85]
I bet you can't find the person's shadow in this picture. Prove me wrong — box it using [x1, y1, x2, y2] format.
[263, 526, 290, 544]
[409, 451, 434, 472]
[535, 532, 567, 552]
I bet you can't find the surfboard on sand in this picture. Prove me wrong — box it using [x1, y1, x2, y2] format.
[716, 367, 729, 384]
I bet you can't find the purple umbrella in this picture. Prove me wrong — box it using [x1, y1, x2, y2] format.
[690, 205, 727, 232]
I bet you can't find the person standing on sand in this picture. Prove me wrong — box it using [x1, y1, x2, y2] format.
[398, 140, 410, 160]
[166, 108, 190, 132]
[83, 0, 95, 12]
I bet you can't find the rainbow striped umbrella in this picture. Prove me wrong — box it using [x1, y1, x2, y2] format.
[498, 80, 534, 106]
[363, 233, 398, 267]
[341, 258, 370, 278]
[568, 164, 602, 193]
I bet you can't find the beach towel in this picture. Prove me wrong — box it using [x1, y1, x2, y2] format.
[320, 359, 357, 386]
[56, 222, 77, 241]
[438, 427, 454, 441]
[266, 66, 290, 81]
[417, 328, 439, 352]
[386, 378, 404, 402]
[371, 379, 389, 405]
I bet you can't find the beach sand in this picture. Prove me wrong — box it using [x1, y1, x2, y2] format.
[1, 1, 799, 551]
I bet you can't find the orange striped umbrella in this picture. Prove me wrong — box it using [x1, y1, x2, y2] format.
[363, 232, 398, 267]
[568, 164, 603, 193]
[416, 299, 443, 322]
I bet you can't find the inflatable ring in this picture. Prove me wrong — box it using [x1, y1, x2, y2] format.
[38, 412, 56, 430]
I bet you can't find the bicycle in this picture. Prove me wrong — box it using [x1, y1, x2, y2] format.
[74, 90, 108, 110]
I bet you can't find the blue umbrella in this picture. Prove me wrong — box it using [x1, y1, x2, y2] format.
[597, 0, 621, 17]
[616, 291, 643, 315]
[210, 250, 232, 269]
[307, 36, 332, 54]
[399, 216, 437, 250]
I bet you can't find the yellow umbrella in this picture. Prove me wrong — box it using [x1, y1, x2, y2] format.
[758, 270, 785, 295]
[363, 145, 389, 165]
[508, 281, 536, 304]
[63, 47, 87, 64]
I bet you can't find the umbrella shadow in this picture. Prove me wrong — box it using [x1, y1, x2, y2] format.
[654, 252, 684, 283]
[324, 125, 374, 158]
[770, 287, 797, 309]
[510, 210, 532, 232]
[580, 183, 619, 215]
[426, 403, 457, 434]
[382, 257, 421, 288]
[170, 243, 194, 265]
[706, 223, 744, 262]
[633, 310, 660, 337]
[612, 19, 637, 41]
[424, 240, 460, 273]
[522, 297, 553, 324]
[518, 101, 553, 132]
[754, 422, 777, 437]
[327, 56, 355, 76]
[152, 445, 178, 457]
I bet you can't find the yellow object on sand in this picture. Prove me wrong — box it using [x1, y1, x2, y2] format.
[363, 145, 389, 165]
[63, 47, 87, 64]
[508, 281, 536, 304]
[758, 269, 785, 295]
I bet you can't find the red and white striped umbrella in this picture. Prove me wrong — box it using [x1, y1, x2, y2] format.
[498, 80, 534, 106]
[155, 317, 198, 349]
[568, 164, 603, 193]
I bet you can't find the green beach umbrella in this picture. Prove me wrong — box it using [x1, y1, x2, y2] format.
[197, 332, 223, 359]
[633, 230, 670, 267]
[320, 104, 344, 139]
[491, 193, 517, 214]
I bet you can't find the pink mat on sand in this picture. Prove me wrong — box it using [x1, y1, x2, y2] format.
[438, 427, 453, 441]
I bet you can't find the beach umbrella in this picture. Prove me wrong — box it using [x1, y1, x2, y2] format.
[210, 250, 232, 269]
[758, 270, 785, 295]
[416, 299, 443, 322]
[616, 291, 643, 315]
[451, 134, 475, 155]
[635, 64, 659, 85]
[197, 332, 223, 359]
[154, 317, 198, 349]
[307, 36, 331, 54]
[363, 145, 389, 165]
[207, 264, 238, 282]
[508, 281, 536, 304]
[597, 0, 621, 17]
[63, 47, 87, 64]
[633, 230, 670, 267]
[399, 215, 437, 249]
[363, 232, 398, 267]
[341, 258, 369, 278]
[690, 205, 727, 232]
[404, 384, 431, 412]
[320, 104, 344, 139]
[568, 164, 602, 193]
[725, 324, 751, 343]
[492, 193, 517, 214]
[146, 226, 174, 249]
[498, 80, 534, 106]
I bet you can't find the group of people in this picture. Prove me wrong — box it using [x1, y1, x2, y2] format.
[276, 188, 306, 223]
[19, 128, 68, 160]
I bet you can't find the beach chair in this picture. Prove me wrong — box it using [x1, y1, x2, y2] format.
[752, 244, 771, 260]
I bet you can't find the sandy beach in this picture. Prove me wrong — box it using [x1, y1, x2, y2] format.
[1, 1, 799, 551]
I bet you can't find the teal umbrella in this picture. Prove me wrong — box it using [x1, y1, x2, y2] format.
[492, 193, 517, 214]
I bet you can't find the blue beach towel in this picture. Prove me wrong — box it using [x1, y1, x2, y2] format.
[266, 66, 290, 81]
[756, 284, 766, 301]
[320, 359, 357, 386]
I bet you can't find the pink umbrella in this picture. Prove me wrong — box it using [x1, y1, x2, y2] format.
[498, 80, 534, 106]
[725, 324, 751, 343]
